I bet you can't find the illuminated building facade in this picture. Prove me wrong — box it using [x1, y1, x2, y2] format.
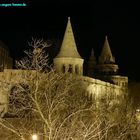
[53, 17, 128, 99]
[0, 17, 128, 117]
[0, 16, 132, 140]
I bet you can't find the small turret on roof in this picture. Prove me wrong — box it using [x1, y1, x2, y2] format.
[89, 48, 96, 63]
[96, 36, 119, 76]
[55, 17, 81, 58]
[87, 48, 96, 77]
[99, 36, 115, 64]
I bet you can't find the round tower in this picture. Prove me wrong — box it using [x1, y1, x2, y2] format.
[96, 36, 128, 89]
[87, 48, 96, 77]
[53, 17, 84, 75]
[97, 36, 119, 75]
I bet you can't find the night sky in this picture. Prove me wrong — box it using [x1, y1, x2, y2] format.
[0, 1, 140, 81]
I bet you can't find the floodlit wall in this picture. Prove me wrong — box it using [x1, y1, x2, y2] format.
[0, 69, 127, 118]
[0, 69, 36, 117]
[83, 76, 126, 102]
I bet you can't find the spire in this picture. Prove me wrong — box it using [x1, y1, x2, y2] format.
[87, 48, 96, 77]
[88, 48, 96, 64]
[99, 36, 115, 64]
[55, 17, 81, 58]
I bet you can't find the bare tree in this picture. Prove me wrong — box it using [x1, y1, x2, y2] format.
[0, 39, 139, 140]
[0, 39, 102, 140]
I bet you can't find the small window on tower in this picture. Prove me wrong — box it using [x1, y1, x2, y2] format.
[62, 65, 65, 73]
[68, 64, 73, 73]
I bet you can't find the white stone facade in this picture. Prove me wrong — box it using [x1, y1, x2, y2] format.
[0, 17, 128, 118]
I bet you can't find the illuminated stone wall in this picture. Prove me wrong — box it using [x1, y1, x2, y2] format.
[0, 69, 36, 117]
[83, 76, 126, 104]
[0, 69, 127, 118]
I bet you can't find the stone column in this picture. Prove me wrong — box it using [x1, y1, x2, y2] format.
[72, 64, 75, 74]
[0, 90, 8, 117]
[65, 64, 69, 73]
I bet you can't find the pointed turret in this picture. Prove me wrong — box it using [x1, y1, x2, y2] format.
[53, 17, 84, 75]
[96, 36, 128, 88]
[96, 36, 119, 76]
[56, 17, 81, 58]
[99, 36, 115, 64]
[87, 48, 96, 77]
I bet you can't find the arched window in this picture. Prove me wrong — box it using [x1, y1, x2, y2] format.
[68, 64, 73, 73]
[62, 65, 65, 73]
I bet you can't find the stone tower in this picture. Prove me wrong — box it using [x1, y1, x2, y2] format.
[97, 36, 119, 75]
[53, 17, 84, 75]
[87, 48, 96, 77]
[96, 36, 128, 88]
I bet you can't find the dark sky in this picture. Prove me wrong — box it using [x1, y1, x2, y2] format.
[0, 1, 140, 81]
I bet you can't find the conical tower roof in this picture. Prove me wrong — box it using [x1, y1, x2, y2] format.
[99, 36, 115, 64]
[87, 48, 96, 77]
[89, 48, 96, 62]
[55, 17, 81, 58]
